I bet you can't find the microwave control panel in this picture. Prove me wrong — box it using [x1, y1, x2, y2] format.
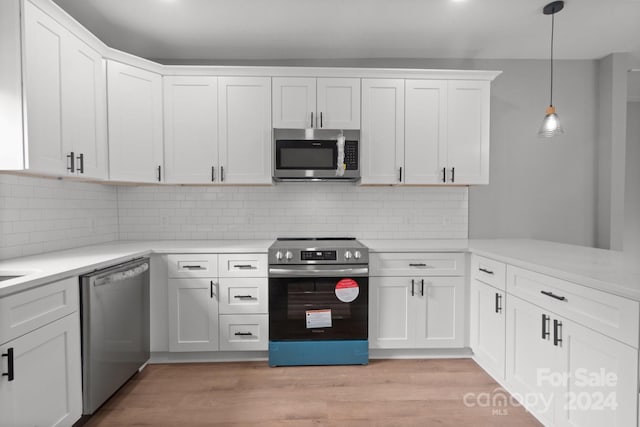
[344, 141, 358, 170]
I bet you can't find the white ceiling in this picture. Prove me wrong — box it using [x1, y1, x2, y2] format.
[51, 0, 640, 63]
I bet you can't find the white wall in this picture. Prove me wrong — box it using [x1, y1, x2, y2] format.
[625, 102, 640, 254]
[0, 174, 118, 259]
[117, 184, 468, 240]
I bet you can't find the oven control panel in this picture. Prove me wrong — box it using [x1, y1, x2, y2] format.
[270, 247, 368, 264]
[301, 250, 337, 261]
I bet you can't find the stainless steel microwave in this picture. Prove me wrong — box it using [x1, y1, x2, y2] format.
[273, 139, 360, 182]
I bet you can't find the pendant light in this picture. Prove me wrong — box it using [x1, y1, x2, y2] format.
[538, 1, 565, 138]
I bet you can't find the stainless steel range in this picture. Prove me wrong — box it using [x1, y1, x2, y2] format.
[268, 237, 369, 367]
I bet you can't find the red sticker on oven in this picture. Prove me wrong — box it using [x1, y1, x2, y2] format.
[335, 278, 359, 303]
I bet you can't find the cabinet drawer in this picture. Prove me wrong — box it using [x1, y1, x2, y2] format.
[507, 266, 640, 348]
[0, 277, 79, 345]
[218, 254, 267, 277]
[167, 254, 218, 278]
[218, 278, 268, 314]
[470, 255, 506, 291]
[370, 253, 465, 276]
[219, 314, 268, 351]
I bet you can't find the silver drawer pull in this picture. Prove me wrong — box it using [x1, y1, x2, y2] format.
[541, 290, 567, 302]
[478, 267, 494, 275]
[233, 264, 255, 269]
[409, 263, 431, 268]
[234, 332, 253, 336]
[182, 265, 205, 270]
[234, 295, 254, 299]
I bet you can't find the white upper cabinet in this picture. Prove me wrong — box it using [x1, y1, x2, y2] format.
[23, 1, 107, 178]
[61, 35, 107, 179]
[316, 78, 360, 129]
[107, 61, 163, 183]
[164, 76, 219, 184]
[360, 79, 405, 185]
[272, 77, 316, 129]
[273, 77, 360, 129]
[362, 78, 491, 185]
[447, 80, 490, 184]
[218, 76, 272, 184]
[404, 80, 448, 184]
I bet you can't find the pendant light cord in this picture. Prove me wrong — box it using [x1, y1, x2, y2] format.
[550, 12, 555, 107]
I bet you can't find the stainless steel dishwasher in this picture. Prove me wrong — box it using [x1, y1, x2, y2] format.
[80, 258, 150, 415]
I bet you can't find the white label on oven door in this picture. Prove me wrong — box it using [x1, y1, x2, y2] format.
[306, 309, 332, 329]
[335, 278, 359, 303]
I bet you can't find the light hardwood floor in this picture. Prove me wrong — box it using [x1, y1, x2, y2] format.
[84, 359, 542, 426]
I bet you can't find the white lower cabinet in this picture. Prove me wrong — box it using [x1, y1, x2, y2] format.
[219, 314, 268, 351]
[369, 276, 464, 349]
[166, 253, 268, 353]
[0, 313, 82, 427]
[506, 294, 638, 427]
[168, 278, 219, 352]
[469, 279, 506, 381]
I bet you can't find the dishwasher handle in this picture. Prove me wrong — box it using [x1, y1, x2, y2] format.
[94, 262, 149, 287]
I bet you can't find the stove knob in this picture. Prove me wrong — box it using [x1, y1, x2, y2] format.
[354, 251, 361, 260]
[275, 251, 284, 261]
[344, 251, 352, 260]
[285, 251, 294, 261]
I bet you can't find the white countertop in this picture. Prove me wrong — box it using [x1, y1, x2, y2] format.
[1, 238, 639, 301]
[0, 240, 272, 297]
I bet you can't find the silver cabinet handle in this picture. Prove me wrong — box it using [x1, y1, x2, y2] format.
[399, 167, 402, 183]
[320, 112, 323, 128]
[442, 167, 446, 183]
[233, 264, 254, 269]
[234, 332, 253, 336]
[451, 167, 455, 183]
[310, 111, 314, 128]
[409, 263, 426, 267]
[157, 165, 162, 182]
[420, 279, 425, 296]
[211, 166, 215, 182]
[233, 295, 254, 299]
[182, 265, 205, 270]
[411, 279, 415, 297]
[221, 166, 225, 182]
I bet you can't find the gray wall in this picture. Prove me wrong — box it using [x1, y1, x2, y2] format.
[625, 102, 640, 254]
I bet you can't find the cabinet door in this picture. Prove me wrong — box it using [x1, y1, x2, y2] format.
[404, 80, 448, 184]
[272, 77, 316, 128]
[23, 1, 67, 175]
[218, 76, 272, 184]
[447, 80, 490, 184]
[62, 35, 107, 179]
[469, 280, 506, 381]
[505, 295, 561, 426]
[316, 78, 360, 129]
[168, 279, 219, 351]
[107, 61, 163, 183]
[163, 76, 218, 184]
[360, 79, 404, 185]
[369, 277, 412, 349]
[557, 319, 638, 427]
[0, 313, 81, 427]
[413, 276, 465, 348]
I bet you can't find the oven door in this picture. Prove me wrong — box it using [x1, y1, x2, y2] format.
[269, 269, 368, 341]
[274, 139, 337, 179]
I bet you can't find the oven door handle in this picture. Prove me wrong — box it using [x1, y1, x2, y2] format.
[268, 267, 369, 278]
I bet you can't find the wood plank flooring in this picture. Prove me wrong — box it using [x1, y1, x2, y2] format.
[83, 359, 542, 426]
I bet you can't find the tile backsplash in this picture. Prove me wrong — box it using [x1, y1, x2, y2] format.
[117, 184, 468, 240]
[0, 174, 118, 260]
[0, 175, 468, 260]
